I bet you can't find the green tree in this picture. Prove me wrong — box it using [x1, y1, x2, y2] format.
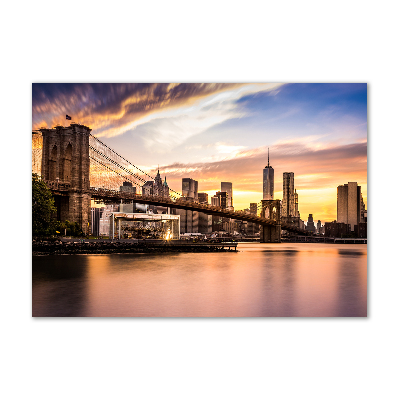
[32, 173, 57, 237]
[56, 220, 84, 237]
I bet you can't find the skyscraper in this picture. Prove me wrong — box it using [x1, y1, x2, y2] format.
[221, 182, 233, 208]
[211, 196, 220, 207]
[215, 191, 228, 209]
[142, 170, 169, 198]
[282, 172, 295, 218]
[306, 214, 315, 233]
[182, 178, 198, 200]
[294, 189, 300, 218]
[249, 203, 258, 215]
[198, 192, 209, 204]
[337, 182, 364, 231]
[263, 148, 274, 200]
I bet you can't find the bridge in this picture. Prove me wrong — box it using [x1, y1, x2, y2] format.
[32, 123, 310, 242]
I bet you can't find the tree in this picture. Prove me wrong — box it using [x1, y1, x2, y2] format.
[32, 173, 57, 237]
[56, 220, 84, 237]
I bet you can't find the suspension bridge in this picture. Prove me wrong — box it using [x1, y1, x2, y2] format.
[32, 123, 309, 242]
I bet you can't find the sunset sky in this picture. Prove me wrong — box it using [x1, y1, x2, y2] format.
[32, 83, 367, 223]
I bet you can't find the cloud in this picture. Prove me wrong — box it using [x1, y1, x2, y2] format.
[154, 140, 367, 223]
[32, 83, 283, 137]
[32, 83, 237, 129]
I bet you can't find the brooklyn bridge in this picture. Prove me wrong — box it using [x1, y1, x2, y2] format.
[32, 123, 309, 242]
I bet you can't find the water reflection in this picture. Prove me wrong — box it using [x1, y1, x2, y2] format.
[337, 248, 367, 317]
[32, 256, 89, 317]
[32, 244, 367, 317]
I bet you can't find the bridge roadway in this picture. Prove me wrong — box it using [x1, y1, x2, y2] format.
[89, 187, 309, 235]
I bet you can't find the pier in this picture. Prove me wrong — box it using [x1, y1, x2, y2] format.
[32, 239, 238, 255]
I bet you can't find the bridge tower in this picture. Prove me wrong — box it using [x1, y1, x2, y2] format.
[260, 199, 281, 243]
[40, 124, 91, 233]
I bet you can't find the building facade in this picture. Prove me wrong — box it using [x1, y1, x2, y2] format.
[250, 203, 258, 215]
[39, 124, 91, 232]
[142, 171, 169, 198]
[316, 220, 322, 235]
[306, 214, 315, 233]
[91, 207, 104, 236]
[221, 182, 233, 208]
[282, 172, 295, 218]
[198, 192, 208, 204]
[215, 191, 228, 209]
[182, 178, 198, 200]
[99, 204, 119, 236]
[325, 221, 351, 238]
[263, 149, 274, 200]
[337, 182, 365, 231]
[211, 196, 220, 207]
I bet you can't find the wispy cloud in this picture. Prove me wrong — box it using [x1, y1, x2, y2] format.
[32, 83, 284, 139]
[154, 140, 367, 223]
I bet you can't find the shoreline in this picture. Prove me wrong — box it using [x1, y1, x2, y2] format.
[32, 240, 238, 256]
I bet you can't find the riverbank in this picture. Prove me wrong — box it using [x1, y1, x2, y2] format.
[32, 239, 238, 255]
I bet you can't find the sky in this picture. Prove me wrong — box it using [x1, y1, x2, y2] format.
[32, 83, 367, 223]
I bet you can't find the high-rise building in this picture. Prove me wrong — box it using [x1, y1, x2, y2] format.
[170, 177, 199, 234]
[120, 181, 136, 194]
[198, 192, 209, 204]
[162, 177, 169, 198]
[198, 192, 211, 233]
[215, 191, 228, 209]
[182, 178, 198, 200]
[282, 172, 295, 218]
[91, 207, 104, 236]
[247, 203, 260, 235]
[198, 213, 212, 233]
[119, 182, 137, 214]
[316, 220, 322, 234]
[176, 209, 199, 234]
[306, 214, 315, 233]
[263, 148, 274, 200]
[221, 182, 233, 208]
[211, 196, 220, 207]
[249, 203, 258, 215]
[142, 171, 169, 198]
[99, 204, 119, 236]
[337, 182, 364, 231]
[154, 170, 169, 197]
[324, 221, 351, 238]
[294, 189, 300, 218]
[143, 181, 154, 196]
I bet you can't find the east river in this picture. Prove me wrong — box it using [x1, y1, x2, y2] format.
[32, 243, 367, 317]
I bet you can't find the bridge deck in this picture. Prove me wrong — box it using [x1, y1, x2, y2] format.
[89, 188, 310, 235]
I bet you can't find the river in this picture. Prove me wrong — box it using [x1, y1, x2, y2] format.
[32, 243, 367, 317]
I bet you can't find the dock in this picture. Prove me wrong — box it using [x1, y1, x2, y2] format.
[32, 239, 238, 255]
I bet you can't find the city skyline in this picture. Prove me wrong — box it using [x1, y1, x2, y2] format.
[32, 83, 367, 223]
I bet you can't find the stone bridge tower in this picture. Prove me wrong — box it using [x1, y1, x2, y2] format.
[260, 199, 281, 243]
[40, 124, 91, 233]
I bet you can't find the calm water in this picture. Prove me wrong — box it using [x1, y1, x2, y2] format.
[32, 243, 367, 317]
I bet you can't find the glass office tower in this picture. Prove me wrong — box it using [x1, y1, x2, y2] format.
[263, 148, 274, 200]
